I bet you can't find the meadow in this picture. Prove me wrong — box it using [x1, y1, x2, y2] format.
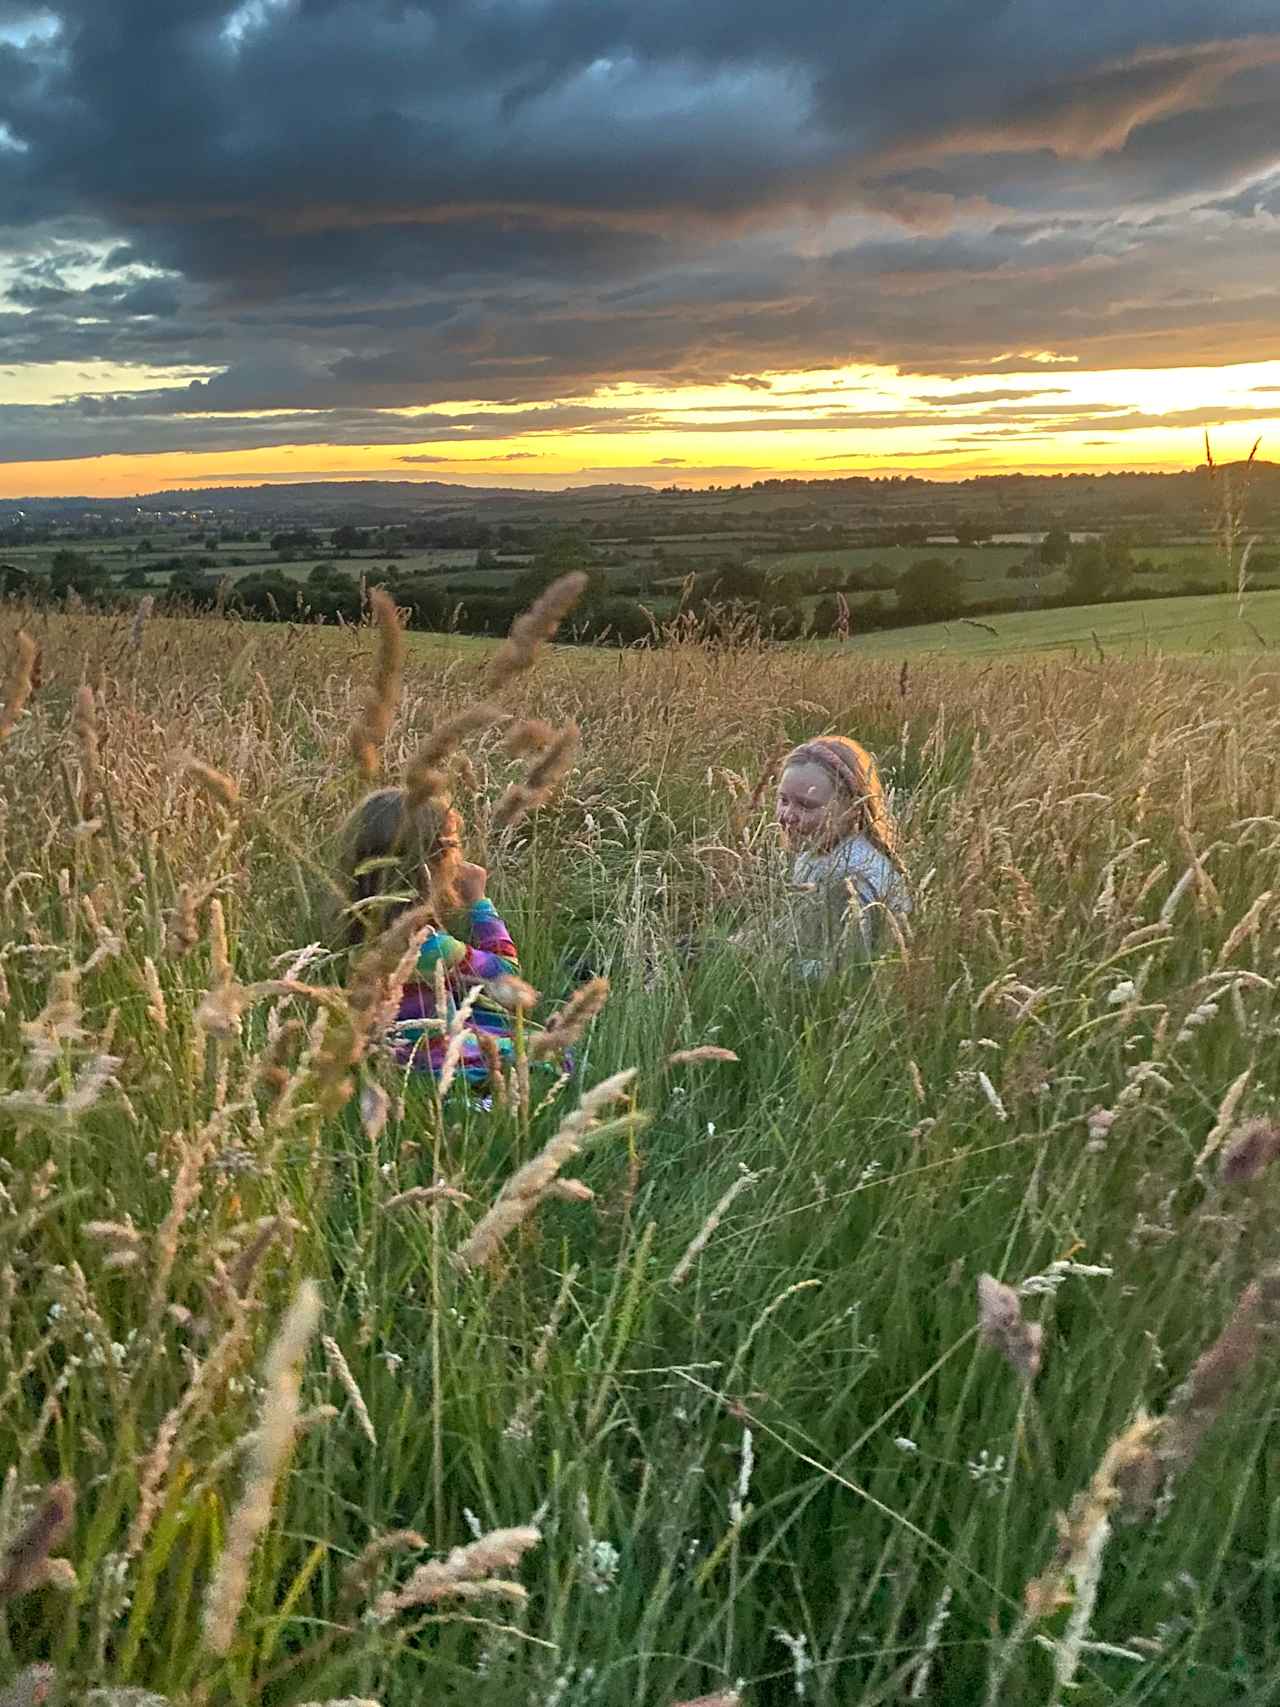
[833, 586, 1280, 660]
[2, 592, 1280, 1706]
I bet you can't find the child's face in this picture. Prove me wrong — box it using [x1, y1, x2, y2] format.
[776, 762, 840, 845]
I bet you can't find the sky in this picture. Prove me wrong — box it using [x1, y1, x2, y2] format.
[1, 1, 1279, 497]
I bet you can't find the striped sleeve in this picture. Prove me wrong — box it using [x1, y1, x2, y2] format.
[417, 899, 519, 983]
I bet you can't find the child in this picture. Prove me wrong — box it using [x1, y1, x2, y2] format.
[340, 786, 527, 1085]
[774, 736, 909, 977]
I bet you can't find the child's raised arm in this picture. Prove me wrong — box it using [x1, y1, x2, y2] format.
[417, 863, 520, 983]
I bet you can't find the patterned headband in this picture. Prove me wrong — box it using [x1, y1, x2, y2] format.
[784, 739, 869, 802]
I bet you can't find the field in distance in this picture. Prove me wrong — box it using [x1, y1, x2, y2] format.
[834, 584, 1280, 659]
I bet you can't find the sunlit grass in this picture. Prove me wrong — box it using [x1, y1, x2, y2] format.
[1, 600, 1279, 1704]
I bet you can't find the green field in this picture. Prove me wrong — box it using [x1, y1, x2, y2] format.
[835, 586, 1280, 659]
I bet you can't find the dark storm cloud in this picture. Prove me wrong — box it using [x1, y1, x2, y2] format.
[1, 0, 1279, 465]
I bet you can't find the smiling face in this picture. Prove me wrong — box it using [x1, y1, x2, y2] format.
[776, 760, 842, 847]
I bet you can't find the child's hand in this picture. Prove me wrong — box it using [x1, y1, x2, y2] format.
[457, 861, 488, 904]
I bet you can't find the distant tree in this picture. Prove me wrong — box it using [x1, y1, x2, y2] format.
[166, 565, 218, 609]
[1104, 530, 1134, 579]
[810, 595, 843, 637]
[582, 596, 654, 645]
[1038, 525, 1070, 567]
[956, 518, 992, 547]
[332, 524, 363, 554]
[272, 529, 320, 558]
[49, 548, 104, 601]
[1064, 541, 1112, 604]
[897, 557, 962, 619]
[701, 560, 766, 603]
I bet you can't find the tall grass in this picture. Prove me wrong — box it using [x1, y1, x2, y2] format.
[2, 599, 1280, 1703]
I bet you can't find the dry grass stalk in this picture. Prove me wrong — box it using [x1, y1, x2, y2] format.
[0, 629, 36, 741]
[226, 1215, 297, 1299]
[976, 1273, 1043, 1384]
[0, 1480, 75, 1601]
[383, 1183, 470, 1212]
[667, 1047, 739, 1067]
[493, 723, 580, 832]
[453, 1126, 590, 1273]
[669, 1167, 762, 1288]
[167, 885, 201, 957]
[315, 904, 434, 1112]
[1216, 890, 1274, 967]
[203, 1280, 322, 1655]
[547, 1178, 594, 1204]
[185, 759, 240, 810]
[1023, 1413, 1163, 1624]
[257, 1017, 306, 1105]
[141, 957, 168, 1032]
[147, 1134, 212, 1328]
[671, 1695, 742, 1707]
[322, 1335, 377, 1446]
[486, 571, 588, 690]
[349, 588, 404, 779]
[405, 703, 503, 807]
[1159, 1265, 1280, 1473]
[454, 1080, 639, 1272]
[475, 1028, 506, 1097]
[1194, 1065, 1254, 1169]
[340, 1529, 427, 1613]
[1006, 1268, 1280, 1694]
[486, 973, 539, 1013]
[72, 682, 100, 813]
[502, 718, 556, 757]
[436, 988, 482, 1102]
[529, 975, 609, 1062]
[373, 1524, 540, 1618]
[129, 592, 154, 648]
[127, 1310, 256, 1561]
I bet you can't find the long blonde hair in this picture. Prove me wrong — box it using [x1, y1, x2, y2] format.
[782, 735, 903, 870]
[338, 786, 462, 943]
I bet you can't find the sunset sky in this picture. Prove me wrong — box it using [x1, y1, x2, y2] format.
[2, 1, 1279, 497]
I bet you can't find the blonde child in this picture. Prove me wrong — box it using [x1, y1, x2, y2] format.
[774, 735, 909, 976]
[340, 786, 528, 1085]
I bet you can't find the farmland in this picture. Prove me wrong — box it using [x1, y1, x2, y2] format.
[2, 593, 1280, 1704]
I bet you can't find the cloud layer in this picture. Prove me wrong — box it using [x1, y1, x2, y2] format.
[1, 1, 1279, 474]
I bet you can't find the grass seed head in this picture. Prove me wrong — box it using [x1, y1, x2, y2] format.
[0, 1481, 75, 1602]
[0, 629, 37, 742]
[486, 571, 588, 691]
[349, 588, 404, 780]
[977, 1272, 1043, 1384]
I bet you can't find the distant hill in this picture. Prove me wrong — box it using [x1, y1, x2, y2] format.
[2, 463, 1277, 531]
